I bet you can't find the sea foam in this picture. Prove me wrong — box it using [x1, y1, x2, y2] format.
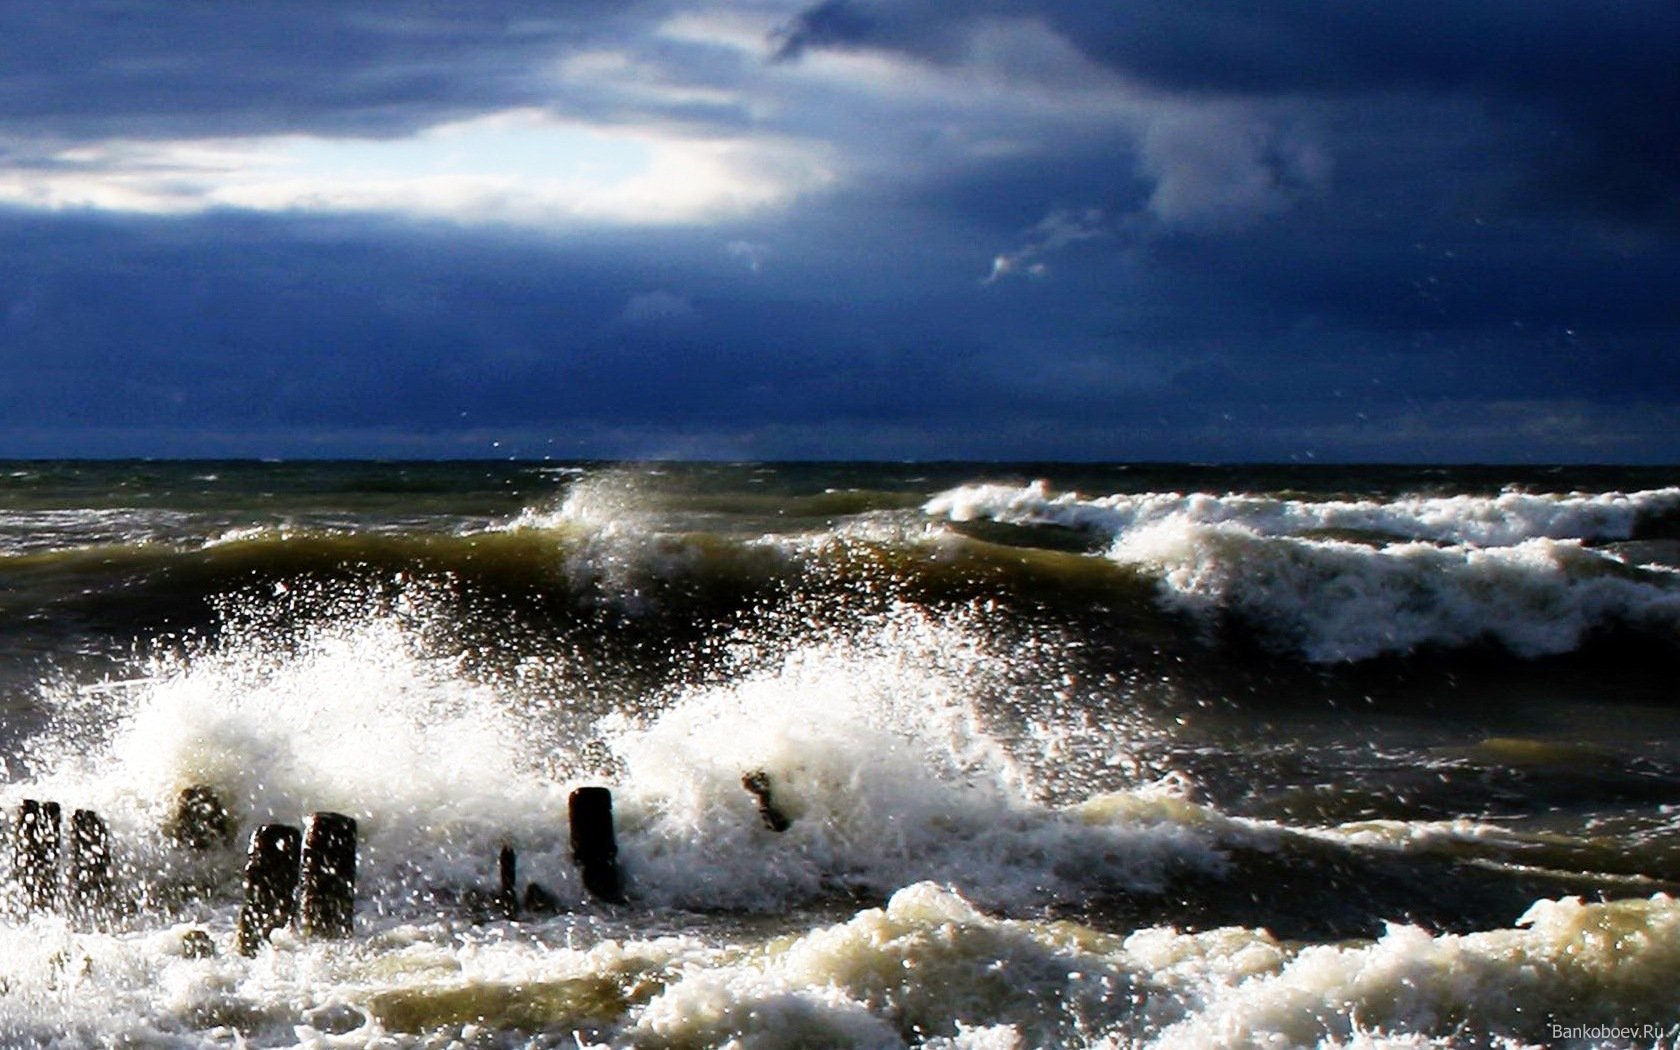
[8, 575, 1229, 924]
[1111, 523, 1680, 661]
[608, 883, 1680, 1049]
[926, 482, 1680, 662]
[925, 482, 1680, 548]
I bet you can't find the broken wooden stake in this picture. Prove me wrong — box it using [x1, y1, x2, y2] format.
[742, 770, 791, 833]
[168, 785, 233, 850]
[497, 844, 519, 920]
[236, 823, 301, 956]
[504, 843, 560, 917]
[66, 808, 115, 918]
[568, 787, 624, 904]
[523, 879, 561, 915]
[298, 811, 357, 939]
[13, 799, 62, 912]
[493, 842, 560, 918]
[181, 928, 216, 959]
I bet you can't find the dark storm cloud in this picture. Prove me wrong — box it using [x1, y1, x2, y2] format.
[1, 197, 1676, 462]
[757, 0, 1680, 461]
[776, 0, 1680, 227]
[775, 0, 1679, 98]
[0, 208, 1027, 447]
[0, 1, 665, 141]
[0, 3, 1673, 462]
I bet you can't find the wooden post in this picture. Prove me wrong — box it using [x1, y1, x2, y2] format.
[742, 770, 791, 832]
[523, 879, 561, 916]
[498, 844, 519, 920]
[168, 785, 233, 850]
[181, 928, 216, 959]
[298, 812, 356, 939]
[568, 787, 624, 904]
[236, 824, 301, 956]
[13, 799, 62, 912]
[42, 801, 62, 882]
[66, 809, 115, 918]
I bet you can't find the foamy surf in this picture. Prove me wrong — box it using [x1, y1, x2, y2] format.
[1, 460, 1677, 1047]
[925, 481, 1680, 547]
[11, 587, 1229, 920]
[6, 883, 1674, 1047]
[922, 480, 1680, 662]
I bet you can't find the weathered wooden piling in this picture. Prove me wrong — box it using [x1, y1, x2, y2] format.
[742, 770, 791, 833]
[497, 844, 519, 920]
[298, 811, 357, 939]
[168, 785, 233, 850]
[236, 823, 301, 956]
[43, 801, 62, 862]
[568, 787, 624, 904]
[13, 799, 62, 911]
[181, 928, 216, 959]
[491, 853, 560, 915]
[66, 808, 115, 917]
[523, 879, 561, 915]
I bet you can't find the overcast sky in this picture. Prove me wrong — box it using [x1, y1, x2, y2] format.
[0, 2, 1675, 462]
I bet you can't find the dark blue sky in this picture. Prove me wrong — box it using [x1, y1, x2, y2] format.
[0, 2, 1676, 462]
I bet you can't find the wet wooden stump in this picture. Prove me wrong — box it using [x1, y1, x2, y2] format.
[742, 770, 791, 832]
[498, 844, 519, 920]
[499, 845, 561, 917]
[298, 812, 357, 939]
[568, 787, 624, 904]
[13, 800, 62, 912]
[236, 824, 301, 956]
[523, 879, 561, 915]
[181, 928, 216, 959]
[66, 808, 115, 918]
[167, 785, 233, 850]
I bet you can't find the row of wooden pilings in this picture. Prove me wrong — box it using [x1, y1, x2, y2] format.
[7, 794, 364, 956]
[11, 772, 791, 953]
[11, 800, 115, 918]
[6, 780, 722, 954]
[235, 813, 357, 956]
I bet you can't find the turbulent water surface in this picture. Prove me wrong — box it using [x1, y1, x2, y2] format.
[2, 459, 1679, 1049]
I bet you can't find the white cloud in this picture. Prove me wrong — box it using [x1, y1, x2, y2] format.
[551, 48, 748, 113]
[984, 207, 1110, 283]
[0, 109, 835, 228]
[745, 17, 1150, 187]
[1139, 105, 1332, 231]
[620, 290, 699, 326]
[726, 240, 771, 272]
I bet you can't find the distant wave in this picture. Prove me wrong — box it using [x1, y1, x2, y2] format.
[926, 482, 1680, 662]
[6, 476, 1678, 671]
[925, 480, 1680, 547]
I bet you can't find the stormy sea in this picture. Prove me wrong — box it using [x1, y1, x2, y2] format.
[1, 459, 1679, 1049]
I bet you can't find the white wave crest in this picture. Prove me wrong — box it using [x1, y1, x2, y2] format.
[1112, 523, 1680, 662]
[927, 482, 1680, 662]
[925, 482, 1680, 548]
